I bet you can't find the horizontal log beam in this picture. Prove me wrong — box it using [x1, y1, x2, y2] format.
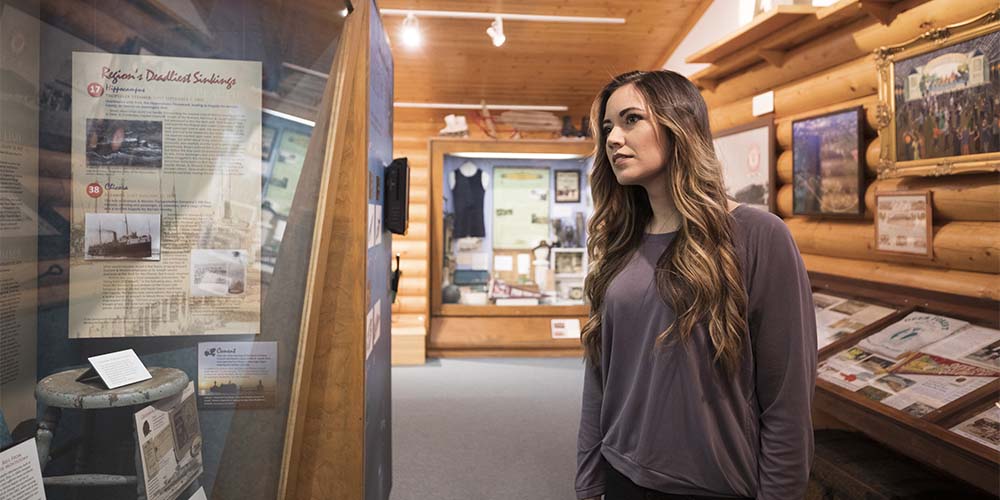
[710, 56, 876, 132]
[863, 173, 1000, 222]
[787, 219, 999, 273]
[801, 253, 1000, 301]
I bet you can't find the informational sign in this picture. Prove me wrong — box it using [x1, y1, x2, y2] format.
[69, 52, 262, 337]
[82, 349, 152, 389]
[551, 318, 582, 339]
[197, 341, 276, 409]
[0, 3, 40, 429]
[492, 167, 550, 249]
[0, 439, 46, 500]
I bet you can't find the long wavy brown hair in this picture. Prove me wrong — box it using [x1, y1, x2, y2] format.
[582, 70, 748, 373]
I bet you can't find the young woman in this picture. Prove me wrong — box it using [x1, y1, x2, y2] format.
[576, 70, 816, 500]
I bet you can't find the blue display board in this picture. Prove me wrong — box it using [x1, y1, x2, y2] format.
[364, 2, 394, 499]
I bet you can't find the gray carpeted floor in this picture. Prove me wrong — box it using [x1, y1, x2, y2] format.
[391, 357, 586, 500]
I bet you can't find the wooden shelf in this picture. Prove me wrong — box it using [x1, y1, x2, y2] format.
[689, 0, 909, 89]
[685, 5, 818, 65]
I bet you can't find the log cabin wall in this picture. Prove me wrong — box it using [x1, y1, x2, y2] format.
[700, 0, 999, 303]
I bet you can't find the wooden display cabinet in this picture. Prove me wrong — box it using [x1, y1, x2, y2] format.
[429, 138, 593, 357]
[810, 272, 999, 495]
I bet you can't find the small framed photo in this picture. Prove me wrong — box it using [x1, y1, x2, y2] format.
[792, 106, 865, 217]
[554, 170, 581, 203]
[874, 190, 933, 258]
[552, 247, 586, 277]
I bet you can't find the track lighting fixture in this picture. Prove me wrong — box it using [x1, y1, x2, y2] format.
[382, 9, 624, 48]
[400, 13, 422, 48]
[486, 16, 505, 47]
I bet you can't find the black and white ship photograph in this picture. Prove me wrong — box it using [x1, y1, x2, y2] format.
[84, 213, 161, 261]
[86, 118, 164, 168]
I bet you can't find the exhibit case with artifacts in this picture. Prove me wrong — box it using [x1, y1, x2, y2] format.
[430, 138, 593, 356]
[0, 0, 394, 499]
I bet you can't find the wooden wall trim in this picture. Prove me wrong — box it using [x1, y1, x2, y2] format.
[430, 316, 588, 351]
[279, 1, 370, 499]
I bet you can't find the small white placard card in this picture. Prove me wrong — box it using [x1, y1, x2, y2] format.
[0, 438, 46, 499]
[551, 318, 582, 339]
[752, 90, 774, 116]
[79, 349, 152, 389]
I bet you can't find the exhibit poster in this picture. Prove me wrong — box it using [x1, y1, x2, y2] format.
[197, 341, 276, 409]
[875, 191, 932, 257]
[135, 382, 203, 500]
[68, 52, 262, 337]
[492, 167, 550, 249]
[0, 3, 39, 429]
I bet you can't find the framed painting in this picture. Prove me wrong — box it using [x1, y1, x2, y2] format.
[792, 107, 865, 217]
[712, 117, 775, 212]
[874, 190, 933, 258]
[874, 9, 1000, 178]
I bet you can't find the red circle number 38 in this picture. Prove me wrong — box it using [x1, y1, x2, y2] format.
[86, 182, 103, 198]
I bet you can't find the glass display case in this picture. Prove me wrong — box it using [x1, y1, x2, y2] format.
[0, 1, 392, 499]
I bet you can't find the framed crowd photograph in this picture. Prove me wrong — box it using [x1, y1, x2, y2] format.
[874, 190, 933, 258]
[712, 117, 775, 213]
[554, 169, 581, 203]
[874, 9, 1000, 178]
[792, 107, 865, 217]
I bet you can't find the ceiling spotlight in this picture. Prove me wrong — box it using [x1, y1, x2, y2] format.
[486, 16, 505, 47]
[401, 13, 422, 48]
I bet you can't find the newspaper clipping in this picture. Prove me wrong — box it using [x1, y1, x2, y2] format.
[812, 293, 897, 349]
[134, 381, 202, 500]
[69, 52, 262, 337]
[951, 406, 1000, 452]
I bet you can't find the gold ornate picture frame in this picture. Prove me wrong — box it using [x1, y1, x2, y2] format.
[874, 9, 1000, 179]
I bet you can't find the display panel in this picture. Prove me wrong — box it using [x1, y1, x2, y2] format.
[0, 1, 350, 498]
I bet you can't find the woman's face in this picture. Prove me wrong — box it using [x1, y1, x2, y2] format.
[601, 84, 670, 187]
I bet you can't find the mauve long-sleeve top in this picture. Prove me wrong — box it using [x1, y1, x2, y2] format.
[576, 205, 817, 500]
